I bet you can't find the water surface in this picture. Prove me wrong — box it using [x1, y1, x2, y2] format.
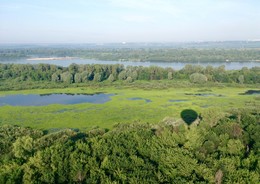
[0, 93, 114, 106]
[240, 90, 260, 95]
[128, 97, 152, 103]
[169, 99, 189, 102]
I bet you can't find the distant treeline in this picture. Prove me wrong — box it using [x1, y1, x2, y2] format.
[0, 108, 259, 183]
[1, 48, 260, 62]
[0, 63, 259, 84]
[0, 64, 260, 84]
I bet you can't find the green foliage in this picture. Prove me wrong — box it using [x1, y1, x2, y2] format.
[13, 136, 34, 161]
[118, 70, 127, 80]
[167, 71, 173, 80]
[74, 73, 82, 83]
[0, 108, 259, 183]
[126, 76, 134, 83]
[0, 63, 259, 86]
[238, 75, 244, 84]
[0, 163, 22, 184]
[190, 73, 208, 83]
[200, 108, 224, 128]
[60, 72, 73, 83]
[93, 73, 102, 82]
[107, 74, 115, 82]
[51, 73, 60, 82]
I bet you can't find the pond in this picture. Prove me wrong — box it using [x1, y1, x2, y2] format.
[0, 93, 114, 106]
[128, 97, 152, 103]
[185, 93, 223, 97]
[2, 58, 260, 70]
[169, 99, 189, 102]
[240, 90, 260, 95]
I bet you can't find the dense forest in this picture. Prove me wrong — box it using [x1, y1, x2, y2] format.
[0, 108, 259, 183]
[0, 63, 259, 91]
[1, 47, 260, 62]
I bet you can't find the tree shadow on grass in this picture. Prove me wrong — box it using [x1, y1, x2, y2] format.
[181, 109, 198, 126]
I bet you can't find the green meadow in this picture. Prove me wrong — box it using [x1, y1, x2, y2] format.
[0, 84, 259, 131]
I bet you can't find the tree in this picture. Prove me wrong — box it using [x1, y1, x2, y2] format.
[118, 71, 127, 80]
[0, 163, 23, 184]
[238, 75, 244, 84]
[13, 136, 34, 161]
[2, 71, 12, 79]
[51, 73, 60, 82]
[74, 73, 82, 83]
[204, 65, 214, 75]
[226, 139, 244, 155]
[200, 108, 224, 128]
[190, 73, 207, 83]
[60, 72, 73, 83]
[68, 63, 79, 75]
[182, 64, 194, 75]
[93, 73, 102, 82]
[107, 74, 115, 82]
[126, 76, 134, 83]
[81, 71, 90, 82]
[168, 72, 173, 80]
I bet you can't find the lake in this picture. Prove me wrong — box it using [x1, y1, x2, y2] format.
[1, 58, 260, 70]
[0, 93, 114, 106]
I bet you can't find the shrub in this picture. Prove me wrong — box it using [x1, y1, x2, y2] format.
[190, 73, 208, 83]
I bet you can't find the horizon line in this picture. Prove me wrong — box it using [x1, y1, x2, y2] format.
[1, 40, 260, 45]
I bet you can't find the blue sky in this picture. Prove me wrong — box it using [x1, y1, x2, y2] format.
[0, 0, 259, 43]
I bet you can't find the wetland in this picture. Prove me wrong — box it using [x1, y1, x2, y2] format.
[0, 86, 258, 131]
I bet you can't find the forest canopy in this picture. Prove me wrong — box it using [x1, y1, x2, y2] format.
[0, 108, 259, 183]
[0, 63, 259, 90]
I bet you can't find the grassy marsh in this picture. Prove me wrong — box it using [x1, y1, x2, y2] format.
[0, 85, 259, 131]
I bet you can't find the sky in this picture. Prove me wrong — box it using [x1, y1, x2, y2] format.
[0, 0, 260, 43]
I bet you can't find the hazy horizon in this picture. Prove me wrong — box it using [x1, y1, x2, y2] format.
[1, 0, 260, 44]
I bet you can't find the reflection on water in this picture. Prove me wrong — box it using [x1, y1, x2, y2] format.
[0, 93, 114, 106]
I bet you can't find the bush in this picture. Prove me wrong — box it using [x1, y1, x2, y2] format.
[126, 76, 134, 83]
[190, 73, 208, 83]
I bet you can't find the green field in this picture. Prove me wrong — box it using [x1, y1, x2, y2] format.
[0, 85, 259, 131]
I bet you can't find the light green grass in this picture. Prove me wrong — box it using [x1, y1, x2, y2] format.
[0, 86, 259, 131]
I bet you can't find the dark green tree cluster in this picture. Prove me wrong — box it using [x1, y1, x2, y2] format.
[0, 63, 259, 85]
[0, 108, 259, 183]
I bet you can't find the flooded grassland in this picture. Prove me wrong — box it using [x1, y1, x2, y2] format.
[0, 85, 258, 131]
